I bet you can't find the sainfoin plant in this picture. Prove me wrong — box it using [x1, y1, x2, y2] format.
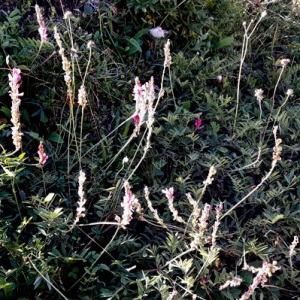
[0, 1, 299, 299]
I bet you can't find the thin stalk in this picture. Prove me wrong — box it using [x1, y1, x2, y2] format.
[79, 107, 84, 170]
[127, 128, 152, 181]
[11, 176, 21, 217]
[78, 45, 93, 169]
[70, 116, 133, 170]
[162, 248, 193, 268]
[261, 65, 286, 143]
[66, 228, 120, 293]
[28, 256, 68, 300]
[233, 11, 267, 132]
[220, 159, 278, 221]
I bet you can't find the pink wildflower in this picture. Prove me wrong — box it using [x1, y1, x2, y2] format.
[119, 180, 141, 228]
[11, 68, 22, 84]
[133, 114, 140, 127]
[240, 261, 280, 300]
[162, 187, 184, 223]
[35, 5, 48, 42]
[162, 187, 174, 201]
[133, 78, 143, 101]
[215, 202, 223, 212]
[195, 118, 202, 130]
[132, 76, 155, 135]
[37, 141, 49, 165]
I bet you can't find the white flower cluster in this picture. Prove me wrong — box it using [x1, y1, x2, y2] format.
[149, 26, 168, 38]
[78, 85, 87, 108]
[190, 203, 211, 249]
[54, 26, 73, 99]
[254, 88, 264, 102]
[8, 66, 24, 151]
[292, 0, 300, 15]
[162, 187, 185, 223]
[132, 77, 155, 135]
[116, 181, 143, 228]
[239, 261, 280, 300]
[73, 170, 87, 226]
[203, 166, 217, 185]
[219, 276, 243, 290]
[35, 5, 48, 42]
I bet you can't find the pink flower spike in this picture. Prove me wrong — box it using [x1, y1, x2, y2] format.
[162, 187, 174, 201]
[195, 118, 202, 130]
[37, 141, 49, 165]
[12, 68, 22, 82]
[35, 5, 48, 42]
[133, 114, 140, 126]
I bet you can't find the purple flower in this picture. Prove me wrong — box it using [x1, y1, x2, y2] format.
[12, 68, 21, 83]
[133, 114, 140, 126]
[162, 187, 174, 201]
[37, 141, 49, 165]
[195, 118, 202, 130]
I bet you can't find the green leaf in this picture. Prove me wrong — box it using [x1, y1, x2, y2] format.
[40, 110, 48, 123]
[52, 207, 63, 217]
[98, 264, 110, 271]
[229, 288, 242, 298]
[1, 106, 11, 118]
[240, 271, 253, 284]
[271, 214, 284, 224]
[100, 288, 113, 297]
[2, 282, 15, 297]
[33, 276, 42, 290]
[48, 132, 63, 144]
[16, 65, 30, 71]
[84, 5, 94, 15]
[211, 121, 220, 134]
[133, 28, 150, 40]
[44, 193, 55, 203]
[21, 108, 30, 123]
[9, 9, 21, 18]
[27, 131, 41, 140]
[123, 119, 131, 136]
[213, 37, 234, 50]
[182, 101, 191, 110]
[125, 38, 142, 55]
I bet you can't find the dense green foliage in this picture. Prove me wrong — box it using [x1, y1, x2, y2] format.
[0, 0, 299, 299]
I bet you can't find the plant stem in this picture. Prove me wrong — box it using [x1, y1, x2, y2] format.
[233, 12, 266, 132]
[220, 159, 278, 221]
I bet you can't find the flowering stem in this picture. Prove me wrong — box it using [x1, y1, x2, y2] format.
[233, 12, 266, 133]
[258, 100, 262, 121]
[28, 256, 68, 300]
[127, 128, 152, 181]
[104, 132, 137, 173]
[162, 248, 193, 268]
[168, 67, 177, 108]
[261, 65, 285, 143]
[220, 159, 278, 221]
[69, 116, 134, 171]
[67, 227, 120, 293]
